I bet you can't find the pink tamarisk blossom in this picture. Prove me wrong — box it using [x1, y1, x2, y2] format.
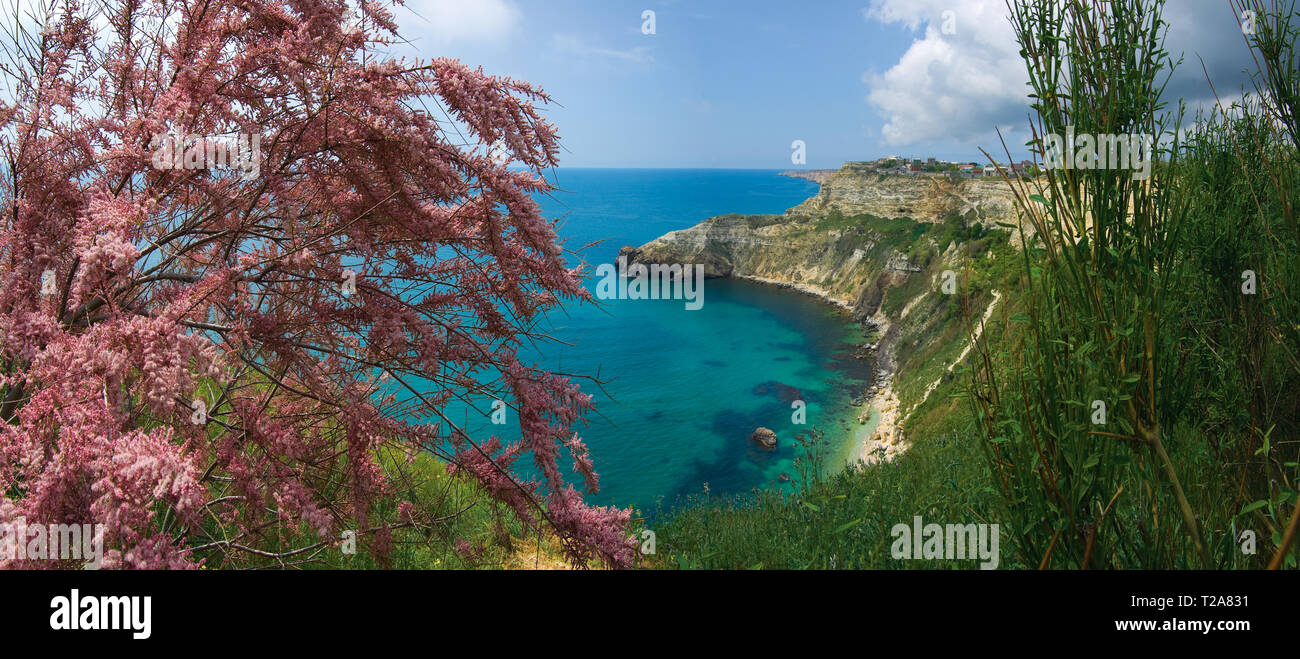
[0, 0, 635, 569]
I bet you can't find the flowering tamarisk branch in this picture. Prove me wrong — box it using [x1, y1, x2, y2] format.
[0, 0, 635, 569]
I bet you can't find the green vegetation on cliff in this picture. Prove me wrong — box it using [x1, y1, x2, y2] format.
[646, 210, 1021, 569]
[650, 0, 1299, 570]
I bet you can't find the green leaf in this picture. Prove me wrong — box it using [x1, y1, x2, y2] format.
[835, 519, 863, 534]
[1238, 500, 1269, 517]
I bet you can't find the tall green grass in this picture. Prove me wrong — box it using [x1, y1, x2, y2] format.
[969, 0, 1299, 569]
[658, 0, 1299, 571]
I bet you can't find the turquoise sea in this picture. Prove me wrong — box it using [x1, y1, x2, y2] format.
[452, 169, 874, 512]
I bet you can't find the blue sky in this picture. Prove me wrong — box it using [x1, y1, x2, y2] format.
[391, 0, 1256, 169]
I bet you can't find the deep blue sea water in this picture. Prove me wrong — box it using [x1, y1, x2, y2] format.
[446, 169, 873, 513]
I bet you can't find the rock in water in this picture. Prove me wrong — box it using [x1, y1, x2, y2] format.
[751, 427, 778, 449]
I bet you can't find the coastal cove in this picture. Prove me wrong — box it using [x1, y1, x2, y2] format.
[418, 163, 1022, 514]
[445, 169, 881, 513]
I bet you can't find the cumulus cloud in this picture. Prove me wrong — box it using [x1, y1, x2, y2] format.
[406, 0, 521, 45]
[862, 0, 1258, 149]
[862, 0, 1027, 148]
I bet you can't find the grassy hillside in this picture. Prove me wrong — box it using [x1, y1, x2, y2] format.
[649, 215, 1024, 569]
[652, 0, 1300, 571]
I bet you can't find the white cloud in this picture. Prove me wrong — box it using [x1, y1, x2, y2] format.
[405, 0, 521, 45]
[861, 0, 1259, 151]
[552, 34, 653, 64]
[862, 0, 1028, 148]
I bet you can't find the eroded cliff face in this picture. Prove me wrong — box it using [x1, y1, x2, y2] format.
[621, 212, 916, 317]
[622, 163, 1013, 466]
[624, 163, 1017, 310]
[789, 164, 1018, 228]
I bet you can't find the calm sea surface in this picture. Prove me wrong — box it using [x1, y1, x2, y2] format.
[436, 169, 873, 512]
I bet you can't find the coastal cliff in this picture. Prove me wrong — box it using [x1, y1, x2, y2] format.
[623, 163, 1016, 465]
[789, 164, 1017, 225]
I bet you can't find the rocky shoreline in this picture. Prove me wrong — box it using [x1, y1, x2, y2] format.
[848, 311, 908, 466]
[618, 161, 1015, 471]
[778, 169, 839, 184]
[856, 379, 906, 465]
[735, 274, 908, 467]
[622, 240, 916, 470]
[733, 274, 855, 312]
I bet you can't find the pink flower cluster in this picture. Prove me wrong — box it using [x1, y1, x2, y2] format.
[0, 0, 633, 568]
